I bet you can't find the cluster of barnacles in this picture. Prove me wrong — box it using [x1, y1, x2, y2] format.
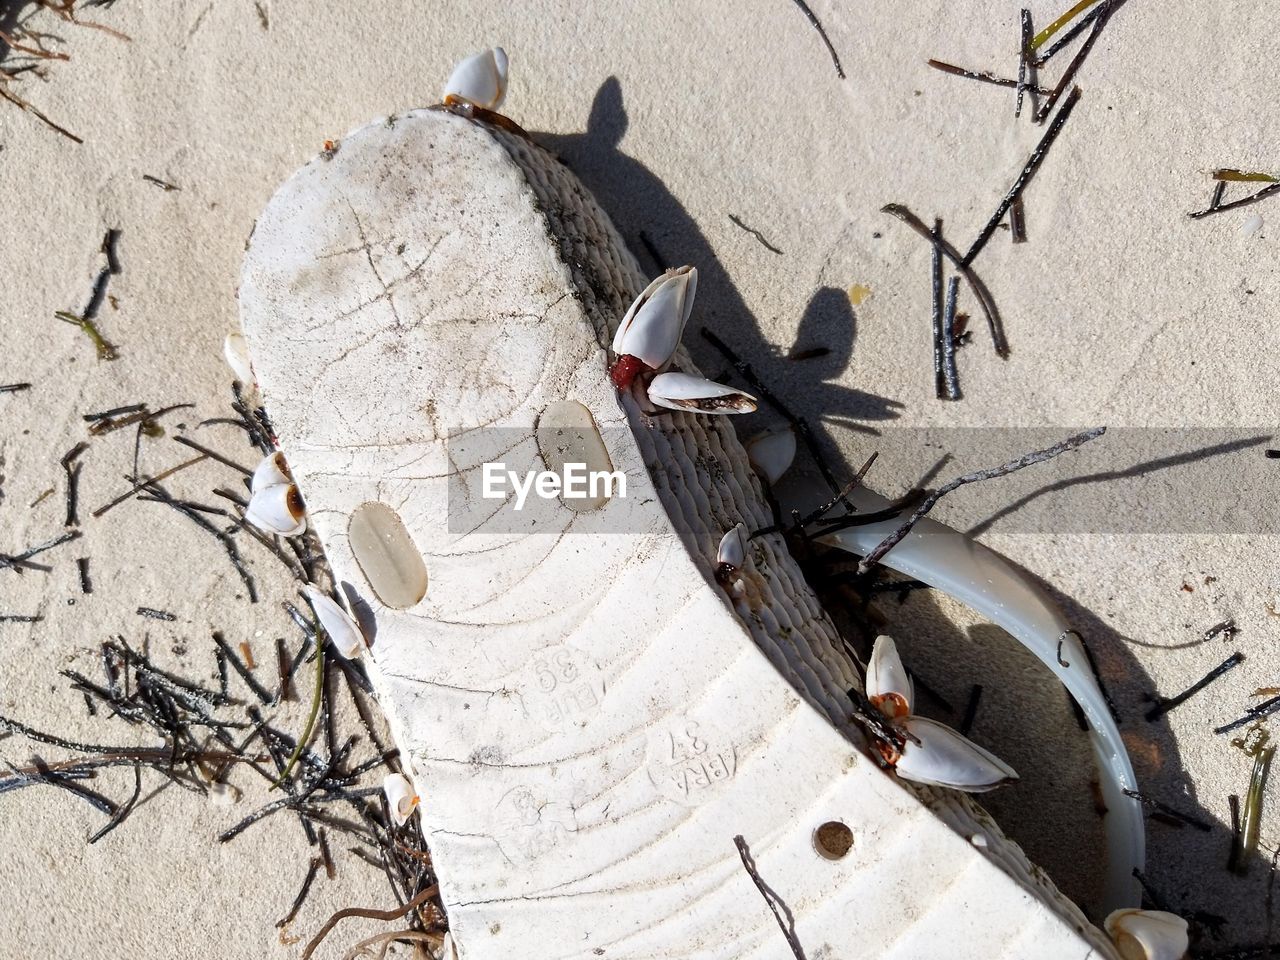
[225, 345, 424, 827]
[598, 261, 1021, 794]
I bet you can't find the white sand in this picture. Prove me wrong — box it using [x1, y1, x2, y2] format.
[1, 0, 1276, 956]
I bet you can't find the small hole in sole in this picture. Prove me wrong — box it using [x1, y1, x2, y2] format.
[813, 820, 854, 860]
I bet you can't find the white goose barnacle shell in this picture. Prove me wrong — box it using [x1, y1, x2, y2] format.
[243, 481, 306, 537]
[745, 424, 796, 486]
[223, 332, 254, 384]
[647, 371, 757, 415]
[716, 522, 747, 570]
[865, 634, 912, 720]
[302, 585, 366, 660]
[1103, 909, 1189, 960]
[442, 47, 509, 111]
[382, 772, 420, 826]
[609, 266, 697, 387]
[893, 716, 1019, 793]
[250, 451, 292, 493]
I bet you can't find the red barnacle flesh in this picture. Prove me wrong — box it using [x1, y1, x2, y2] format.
[609, 354, 645, 390]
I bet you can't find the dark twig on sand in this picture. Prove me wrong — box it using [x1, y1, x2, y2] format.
[1123, 788, 1214, 832]
[728, 214, 785, 255]
[1145, 651, 1245, 721]
[788, 0, 844, 80]
[927, 58, 1052, 97]
[1033, 2, 1114, 123]
[1216, 695, 1280, 736]
[300, 884, 440, 960]
[856, 427, 1105, 574]
[882, 204, 1008, 357]
[965, 86, 1083, 265]
[930, 220, 945, 399]
[733, 835, 807, 960]
[941, 275, 961, 400]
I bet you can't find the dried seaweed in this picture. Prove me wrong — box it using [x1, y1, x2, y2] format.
[1123, 788, 1213, 832]
[1216, 695, 1280, 736]
[927, 58, 1052, 97]
[882, 204, 1008, 357]
[857, 427, 1105, 574]
[1145, 651, 1245, 721]
[733, 835, 806, 960]
[940, 275, 961, 400]
[966, 87, 1083, 264]
[788, 0, 844, 80]
[728, 214, 785, 255]
[1029, 0, 1102, 51]
[55, 310, 117, 360]
[300, 884, 441, 960]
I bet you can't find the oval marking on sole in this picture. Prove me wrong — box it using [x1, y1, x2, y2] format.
[534, 399, 616, 513]
[348, 501, 429, 609]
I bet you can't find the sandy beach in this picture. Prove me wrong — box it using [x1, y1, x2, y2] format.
[1, 1, 1276, 956]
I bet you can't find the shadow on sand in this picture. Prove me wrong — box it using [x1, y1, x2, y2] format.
[535, 78, 1274, 946]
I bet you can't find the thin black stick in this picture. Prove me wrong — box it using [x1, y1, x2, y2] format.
[143, 481, 258, 602]
[84, 229, 122, 322]
[1227, 794, 1242, 873]
[171, 434, 253, 476]
[927, 59, 1052, 97]
[0, 530, 81, 574]
[1215, 693, 1280, 735]
[84, 403, 146, 422]
[1034, 2, 1114, 124]
[796, 452, 879, 527]
[60, 441, 88, 527]
[1145, 651, 1244, 721]
[1123, 788, 1213, 832]
[277, 857, 323, 928]
[87, 765, 143, 843]
[941, 275, 961, 400]
[1015, 9, 1034, 118]
[700, 327, 850, 505]
[88, 403, 192, 437]
[0, 383, 32, 393]
[728, 214, 784, 255]
[136, 606, 176, 621]
[142, 174, 180, 191]
[213, 631, 273, 705]
[964, 86, 1083, 266]
[881, 204, 1008, 357]
[1078, 633, 1121, 724]
[1189, 182, 1280, 220]
[857, 427, 1105, 574]
[788, 0, 844, 80]
[77, 556, 92, 593]
[733, 835, 806, 960]
[930, 219, 945, 399]
[1034, 4, 1105, 64]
